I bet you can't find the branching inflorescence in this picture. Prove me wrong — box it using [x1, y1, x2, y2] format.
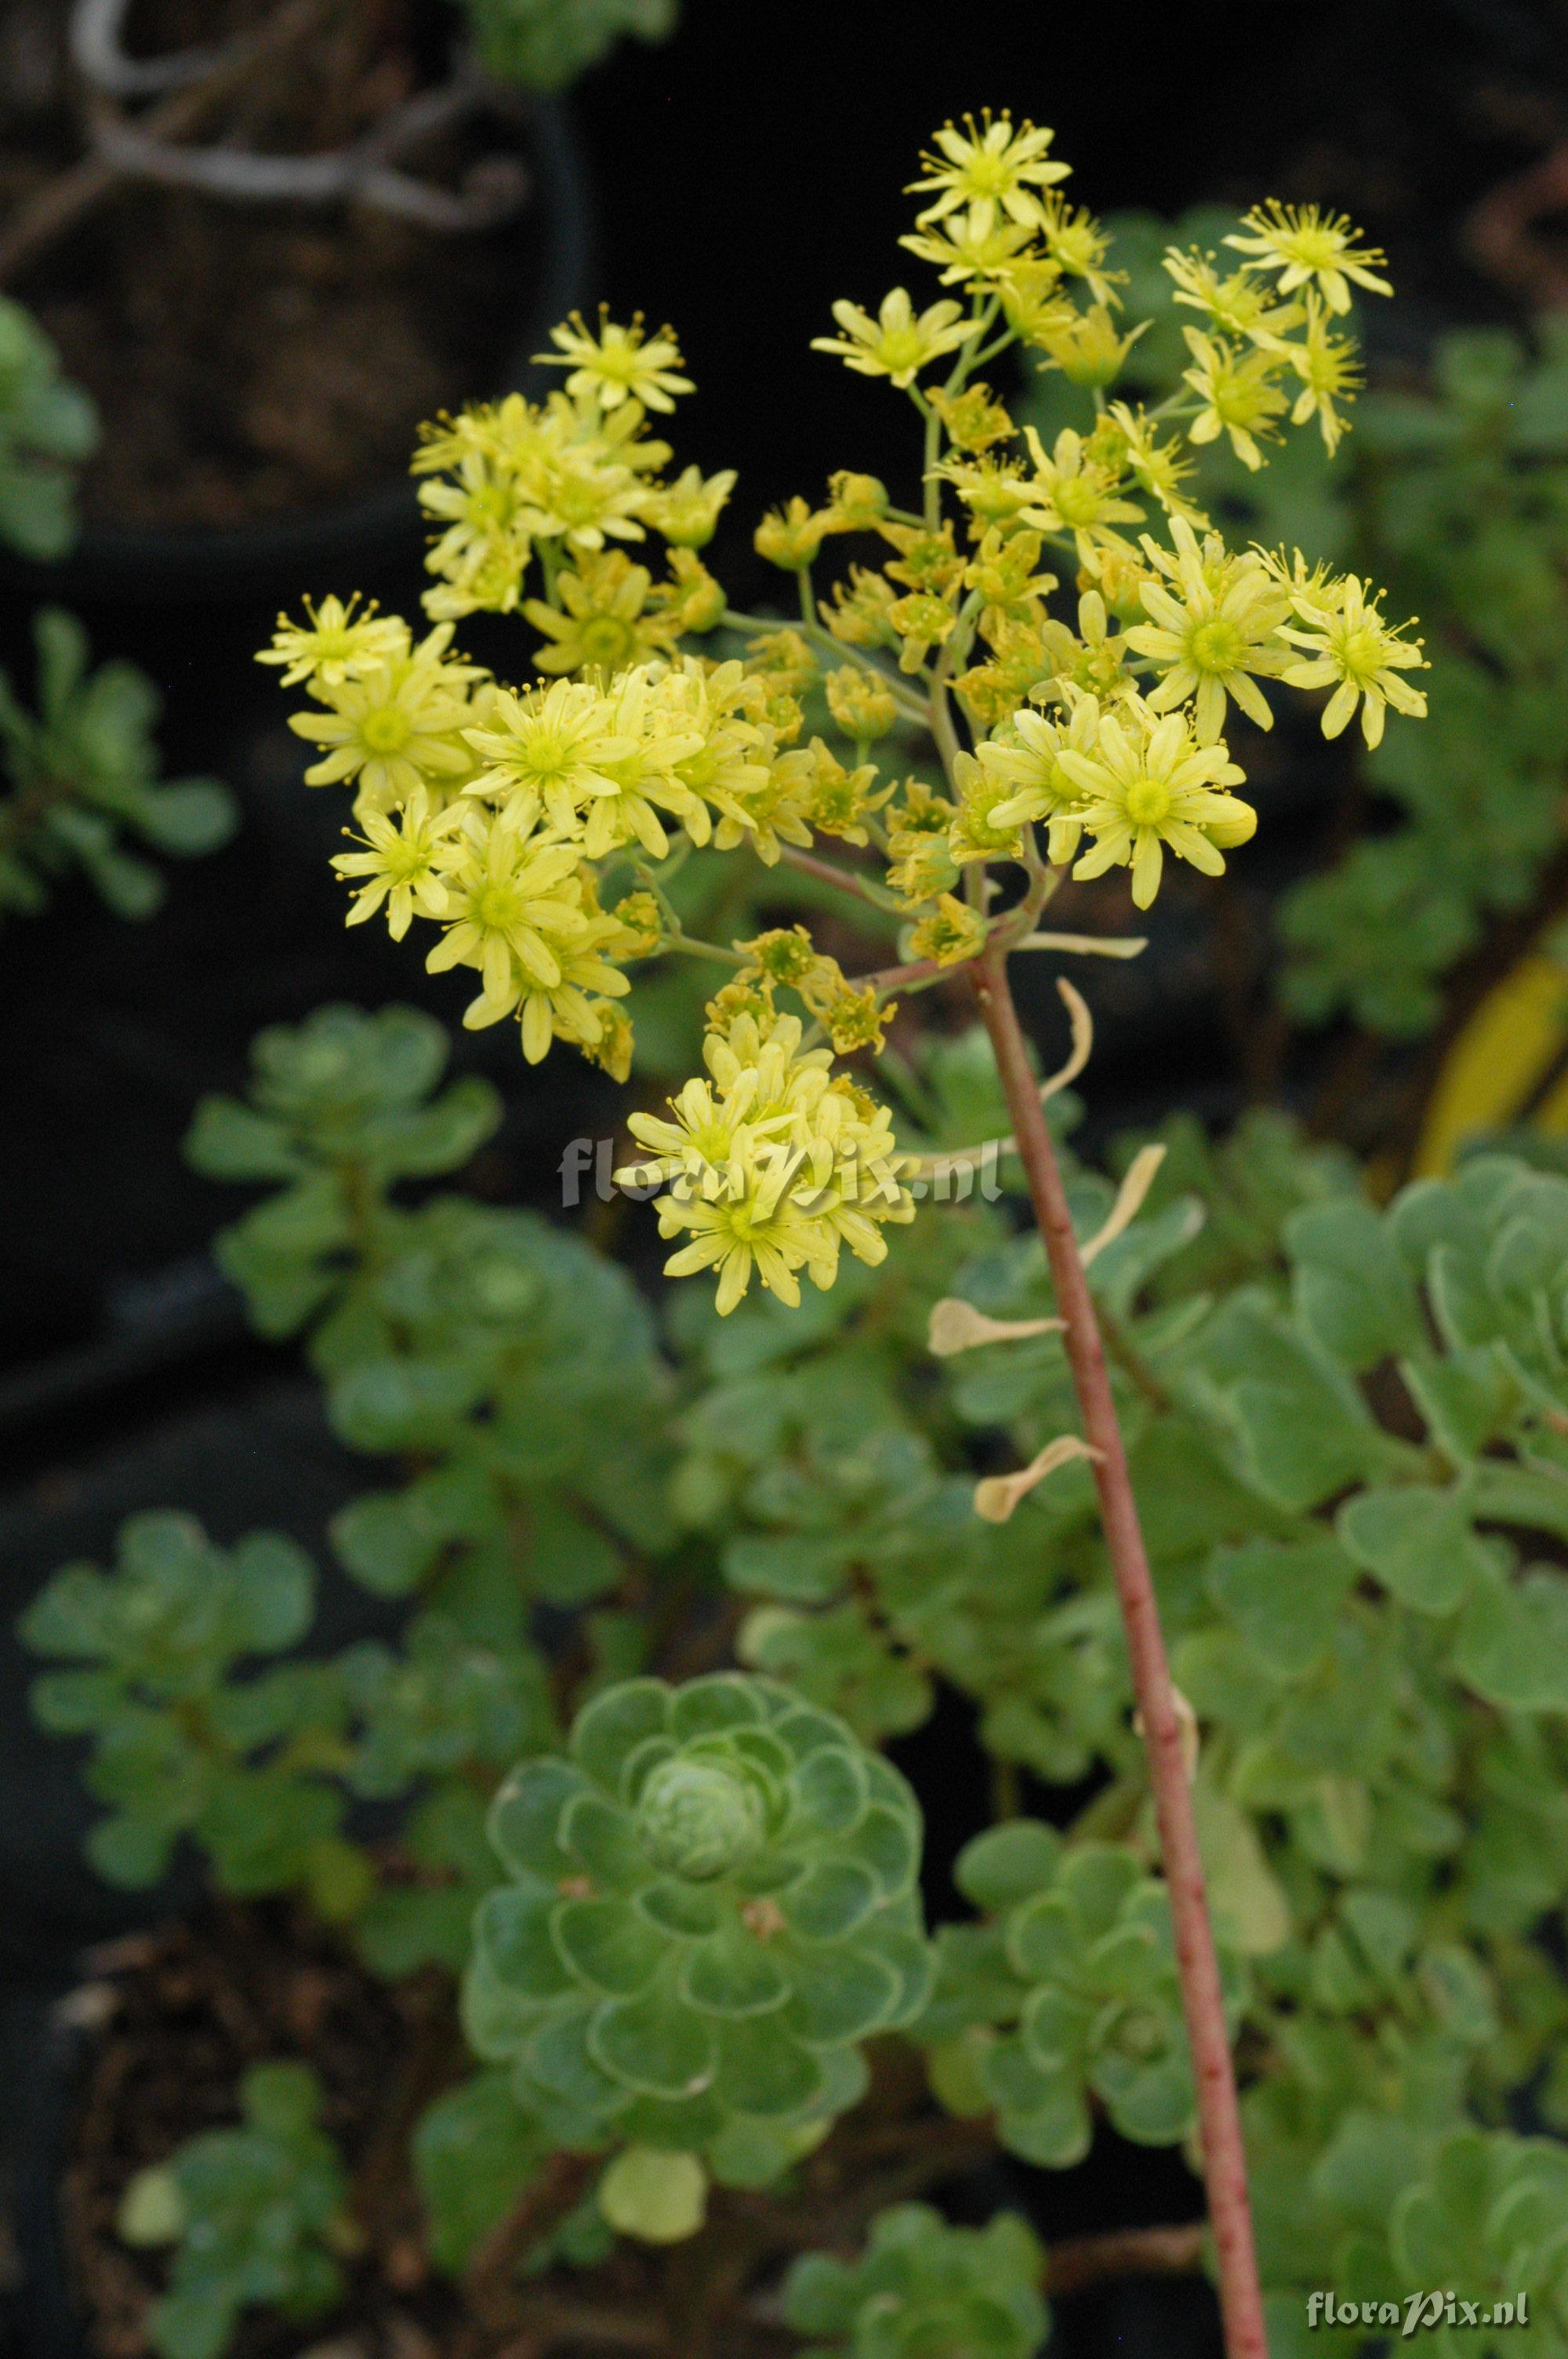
[260, 113, 1429, 2359]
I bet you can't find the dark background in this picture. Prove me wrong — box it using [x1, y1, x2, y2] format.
[2, 0, 1560, 1397]
[0, 3, 1563, 2350]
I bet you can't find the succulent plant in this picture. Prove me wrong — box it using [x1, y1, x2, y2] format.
[118, 2063, 351, 2359]
[922, 1822, 1243, 2166]
[782, 2202, 1047, 2359]
[464, 1673, 932, 2183]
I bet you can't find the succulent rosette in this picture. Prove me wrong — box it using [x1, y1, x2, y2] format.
[464, 1673, 932, 2181]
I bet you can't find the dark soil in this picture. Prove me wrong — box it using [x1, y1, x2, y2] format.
[64, 1904, 460, 2359]
[0, 0, 545, 529]
[59, 1902, 1215, 2359]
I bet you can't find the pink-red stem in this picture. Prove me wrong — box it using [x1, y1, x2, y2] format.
[970, 946, 1269, 2359]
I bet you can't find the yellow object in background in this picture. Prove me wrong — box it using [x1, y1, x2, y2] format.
[1413, 953, 1568, 1176]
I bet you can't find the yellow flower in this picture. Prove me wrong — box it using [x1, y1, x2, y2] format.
[1077, 538, 1158, 626]
[1278, 575, 1428, 748]
[416, 448, 534, 619]
[975, 690, 1102, 863]
[330, 786, 467, 938]
[910, 892, 988, 966]
[653, 656, 773, 830]
[463, 676, 633, 835]
[908, 112, 1069, 239]
[1104, 403, 1208, 526]
[1180, 329, 1289, 472]
[619, 1011, 911, 1314]
[898, 213, 1036, 288]
[755, 497, 830, 571]
[640, 463, 737, 548]
[952, 619, 1057, 729]
[522, 551, 672, 677]
[513, 930, 633, 1065]
[1054, 697, 1255, 907]
[826, 665, 899, 741]
[1284, 293, 1363, 455]
[935, 453, 1036, 532]
[1029, 303, 1147, 388]
[1033, 194, 1120, 306]
[884, 780, 960, 902]
[288, 634, 480, 811]
[888, 591, 956, 673]
[992, 256, 1072, 344]
[580, 1002, 634, 1083]
[820, 983, 895, 1055]
[425, 815, 591, 1020]
[880, 519, 963, 594]
[535, 311, 694, 413]
[811, 289, 972, 389]
[948, 749, 1025, 865]
[1224, 202, 1392, 315]
[822, 471, 890, 532]
[572, 667, 708, 860]
[520, 447, 651, 554]
[927, 382, 1016, 453]
[607, 889, 664, 958]
[651, 548, 727, 635]
[791, 737, 891, 841]
[745, 627, 818, 696]
[1018, 425, 1144, 547]
[964, 527, 1056, 638]
[824, 566, 901, 649]
[737, 924, 828, 992]
[1125, 517, 1290, 741]
[1161, 248, 1304, 350]
[258, 595, 408, 690]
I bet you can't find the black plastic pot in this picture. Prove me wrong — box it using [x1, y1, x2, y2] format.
[0, 94, 593, 610]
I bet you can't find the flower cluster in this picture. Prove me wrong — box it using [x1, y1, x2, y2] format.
[617, 1005, 916, 1315]
[263, 110, 1428, 1312]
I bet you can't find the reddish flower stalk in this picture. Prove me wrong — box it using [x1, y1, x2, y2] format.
[969, 943, 1269, 2359]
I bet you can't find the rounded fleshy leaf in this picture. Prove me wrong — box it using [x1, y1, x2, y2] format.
[780, 1859, 880, 1941]
[670, 1674, 768, 1740]
[786, 1943, 902, 2044]
[791, 1743, 871, 1837]
[571, 1680, 671, 1795]
[552, 1896, 665, 1997]
[559, 1790, 644, 1891]
[589, 1988, 718, 2099]
[490, 1758, 583, 1882]
[476, 1888, 574, 2002]
[680, 1928, 793, 2018]
[714, 2016, 825, 2117]
[636, 1877, 726, 1938]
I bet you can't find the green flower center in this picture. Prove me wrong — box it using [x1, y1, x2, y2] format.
[361, 708, 412, 755]
[1283, 227, 1341, 269]
[579, 614, 636, 665]
[1123, 776, 1174, 829]
[877, 328, 925, 373]
[1053, 478, 1103, 525]
[1189, 617, 1243, 673]
[635, 1757, 766, 1881]
[1339, 625, 1385, 684]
